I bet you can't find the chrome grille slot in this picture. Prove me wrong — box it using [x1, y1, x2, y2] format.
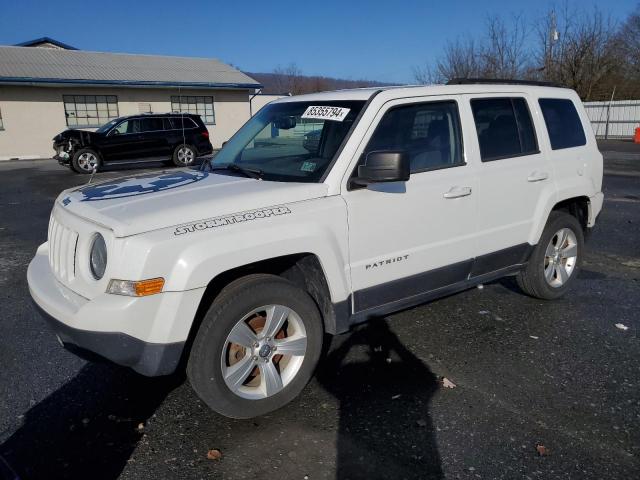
[48, 214, 79, 283]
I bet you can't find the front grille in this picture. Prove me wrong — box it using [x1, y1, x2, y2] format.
[48, 214, 79, 283]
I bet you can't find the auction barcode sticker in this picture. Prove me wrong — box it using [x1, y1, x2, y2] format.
[301, 106, 351, 122]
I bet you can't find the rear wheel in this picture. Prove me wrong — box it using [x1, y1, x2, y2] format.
[71, 148, 101, 174]
[517, 211, 584, 299]
[173, 144, 196, 167]
[187, 274, 324, 418]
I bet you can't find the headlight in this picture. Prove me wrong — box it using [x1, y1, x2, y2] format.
[89, 233, 107, 280]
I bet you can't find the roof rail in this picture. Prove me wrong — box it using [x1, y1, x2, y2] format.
[447, 78, 564, 87]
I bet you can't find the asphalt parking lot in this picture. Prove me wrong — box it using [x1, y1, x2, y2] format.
[0, 147, 638, 480]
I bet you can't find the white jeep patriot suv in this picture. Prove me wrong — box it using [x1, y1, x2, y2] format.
[28, 81, 604, 418]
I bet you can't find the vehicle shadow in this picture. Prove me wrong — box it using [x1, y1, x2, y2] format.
[316, 319, 443, 480]
[0, 363, 182, 480]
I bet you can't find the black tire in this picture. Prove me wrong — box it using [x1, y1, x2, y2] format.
[187, 274, 324, 418]
[517, 211, 584, 300]
[172, 144, 196, 167]
[71, 148, 101, 174]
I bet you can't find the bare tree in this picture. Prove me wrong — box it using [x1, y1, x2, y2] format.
[414, 15, 532, 84]
[617, 5, 640, 80]
[482, 14, 531, 78]
[535, 6, 620, 100]
[414, 37, 481, 84]
[272, 63, 304, 95]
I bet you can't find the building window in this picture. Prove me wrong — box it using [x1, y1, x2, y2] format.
[138, 102, 152, 114]
[63, 95, 119, 127]
[171, 96, 215, 124]
[0, 107, 4, 130]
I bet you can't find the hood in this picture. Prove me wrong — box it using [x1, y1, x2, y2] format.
[53, 129, 100, 144]
[57, 169, 329, 237]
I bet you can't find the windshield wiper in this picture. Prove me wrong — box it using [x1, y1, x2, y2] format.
[209, 163, 263, 179]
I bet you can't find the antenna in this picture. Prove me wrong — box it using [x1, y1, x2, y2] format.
[179, 86, 187, 159]
[87, 164, 97, 185]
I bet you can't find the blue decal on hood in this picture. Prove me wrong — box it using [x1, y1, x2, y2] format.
[74, 171, 209, 202]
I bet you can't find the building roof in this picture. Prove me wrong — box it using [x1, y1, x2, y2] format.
[0, 46, 262, 89]
[15, 37, 78, 50]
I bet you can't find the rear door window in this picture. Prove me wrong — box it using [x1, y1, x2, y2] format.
[538, 98, 586, 150]
[140, 117, 164, 132]
[471, 97, 539, 161]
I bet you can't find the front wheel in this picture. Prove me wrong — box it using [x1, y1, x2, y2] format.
[187, 274, 324, 418]
[71, 148, 101, 174]
[517, 211, 584, 299]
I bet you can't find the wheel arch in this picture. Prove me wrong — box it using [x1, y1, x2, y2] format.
[73, 144, 102, 158]
[530, 194, 590, 245]
[551, 196, 589, 231]
[178, 253, 339, 371]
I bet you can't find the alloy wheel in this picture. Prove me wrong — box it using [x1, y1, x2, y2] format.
[544, 227, 578, 287]
[77, 152, 98, 172]
[177, 147, 195, 165]
[220, 305, 307, 400]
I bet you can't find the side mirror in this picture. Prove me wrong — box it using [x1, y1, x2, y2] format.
[109, 129, 119, 136]
[352, 151, 410, 186]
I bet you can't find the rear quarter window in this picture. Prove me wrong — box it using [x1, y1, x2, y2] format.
[538, 98, 586, 150]
[169, 117, 198, 130]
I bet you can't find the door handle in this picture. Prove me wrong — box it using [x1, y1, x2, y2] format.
[443, 186, 472, 199]
[527, 171, 549, 182]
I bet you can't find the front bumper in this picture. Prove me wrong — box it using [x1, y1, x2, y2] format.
[197, 142, 214, 156]
[53, 154, 71, 166]
[53, 144, 72, 165]
[32, 301, 185, 376]
[27, 244, 204, 376]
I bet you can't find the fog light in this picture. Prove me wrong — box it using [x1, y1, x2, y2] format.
[107, 278, 165, 297]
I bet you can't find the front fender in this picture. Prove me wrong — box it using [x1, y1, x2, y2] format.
[139, 196, 351, 304]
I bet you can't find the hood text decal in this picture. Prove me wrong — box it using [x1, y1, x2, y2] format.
[174, 206, 291, 236]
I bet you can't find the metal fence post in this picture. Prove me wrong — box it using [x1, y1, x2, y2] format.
[604, 87, 616, 140]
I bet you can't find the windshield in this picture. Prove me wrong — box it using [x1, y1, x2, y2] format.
[95, 118, 120, 134]
[210, 100, 366, 182]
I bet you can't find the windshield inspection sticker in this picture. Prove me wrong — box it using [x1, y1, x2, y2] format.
[300, 161, 316, 172]
[174, 206, 292, 236]
[301, 106, 350, 122]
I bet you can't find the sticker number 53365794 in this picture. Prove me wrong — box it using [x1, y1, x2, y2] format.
[301, 106, 351, 122]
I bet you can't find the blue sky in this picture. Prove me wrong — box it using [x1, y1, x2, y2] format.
[0, 0, 637, 83]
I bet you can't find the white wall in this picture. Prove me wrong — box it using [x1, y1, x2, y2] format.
[0, 85, 253, 159]
[250, 93, 287, 116]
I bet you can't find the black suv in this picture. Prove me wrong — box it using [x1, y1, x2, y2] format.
[53, 113, 214, 173]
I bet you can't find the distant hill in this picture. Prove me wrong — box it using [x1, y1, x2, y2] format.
[245, 71, 391, 95]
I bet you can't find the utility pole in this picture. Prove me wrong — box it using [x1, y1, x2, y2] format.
[547, 10, 559, 79]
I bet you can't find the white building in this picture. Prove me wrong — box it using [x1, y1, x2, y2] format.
[0, 37, 277, 160]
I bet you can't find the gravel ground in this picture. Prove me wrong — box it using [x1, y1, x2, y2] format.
[0, 148, 638, 480]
